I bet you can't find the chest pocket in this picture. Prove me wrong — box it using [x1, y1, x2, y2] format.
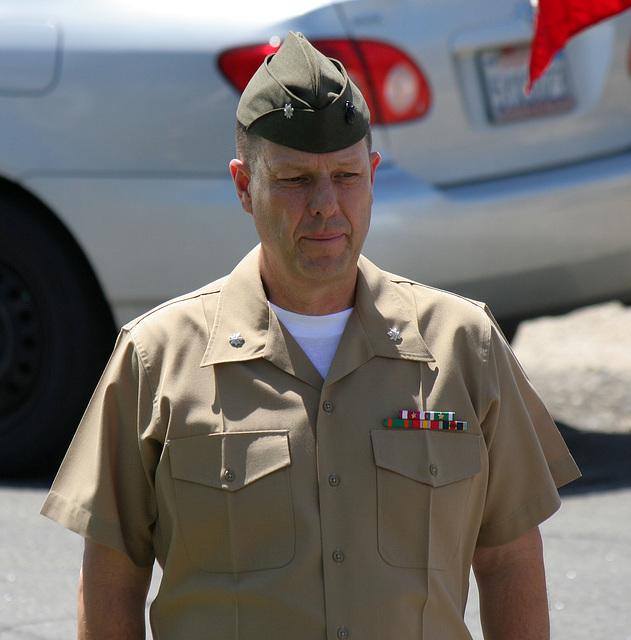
[371, 429, 482, 570]
[168, 431, 294, 573]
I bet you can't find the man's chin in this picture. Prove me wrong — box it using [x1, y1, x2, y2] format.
[296, 253, 357, 282]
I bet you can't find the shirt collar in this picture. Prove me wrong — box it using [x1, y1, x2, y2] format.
[200, 246, 434, 383]
[354, 254, 434, 362]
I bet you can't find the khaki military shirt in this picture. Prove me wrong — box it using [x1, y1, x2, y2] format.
[42, 246, 579, 640]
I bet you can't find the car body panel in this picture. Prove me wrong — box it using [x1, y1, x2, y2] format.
[337, 0, 631, 183]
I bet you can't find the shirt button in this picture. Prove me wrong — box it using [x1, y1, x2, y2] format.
[429, 464, 438, 476]
[322, 400, 334, 413]
[328, 474, 340, 487]
[332, 549, 345, 564]
[337, 626, 349, 639]
[224, 468, 236, 482]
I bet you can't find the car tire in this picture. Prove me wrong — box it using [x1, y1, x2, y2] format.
[0, 186, 116, 478]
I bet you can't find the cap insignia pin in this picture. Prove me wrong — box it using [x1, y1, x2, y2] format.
[345, 101, 356, 124]
[229, 332, 245, 348]
[283, 103, 294, 119]
[387, 327, 402, 342]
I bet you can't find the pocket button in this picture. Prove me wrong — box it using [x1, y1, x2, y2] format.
[429, 464, 438, 476]
[224, 468, 236, 482]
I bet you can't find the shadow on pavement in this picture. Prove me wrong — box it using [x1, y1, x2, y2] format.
[557, 422, 631, 495]
[0, 475, 53, 489]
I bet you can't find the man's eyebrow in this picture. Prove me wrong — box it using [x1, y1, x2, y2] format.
[270, 158, 366, 173]
[262, 157, 309, 173]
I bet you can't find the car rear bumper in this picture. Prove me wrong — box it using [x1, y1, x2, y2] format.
[25, 146, 631, 327]
[365, 147, 631, 319]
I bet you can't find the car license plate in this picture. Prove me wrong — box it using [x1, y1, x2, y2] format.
[478, 46, 575, 124]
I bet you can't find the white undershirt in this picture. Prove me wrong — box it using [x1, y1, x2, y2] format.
[270, 303, 353, 378]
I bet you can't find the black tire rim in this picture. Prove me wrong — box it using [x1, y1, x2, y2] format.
[0, 261, 44, 420]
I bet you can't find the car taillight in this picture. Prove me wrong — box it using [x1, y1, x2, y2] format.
[218, 38, 431, 125]
[218, 40, 282, 96]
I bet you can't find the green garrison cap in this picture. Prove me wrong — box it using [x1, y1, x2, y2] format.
[236, 31, 370, 153]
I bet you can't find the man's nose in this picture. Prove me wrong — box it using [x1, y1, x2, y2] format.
[308, 176, 338, 218]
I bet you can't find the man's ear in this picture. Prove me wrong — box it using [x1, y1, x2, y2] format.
[229, 159, 253, 215]
[369, 151, 381, 185]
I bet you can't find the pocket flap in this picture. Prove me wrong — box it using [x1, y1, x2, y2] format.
[168, 431, 291, 491]
[371, 429, 482, 487]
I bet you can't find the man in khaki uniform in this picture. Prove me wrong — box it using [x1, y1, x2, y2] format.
[42, 32, 580, 640]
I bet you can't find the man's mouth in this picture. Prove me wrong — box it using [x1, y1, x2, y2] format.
[301, 230, 346, 243]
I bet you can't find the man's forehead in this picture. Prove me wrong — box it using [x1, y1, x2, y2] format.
[261, 138, 369, 170]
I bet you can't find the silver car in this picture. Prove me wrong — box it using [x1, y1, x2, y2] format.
[2, 0, 630, 475]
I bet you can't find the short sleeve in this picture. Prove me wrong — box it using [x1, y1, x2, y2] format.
[476, 311, 581, 547]
[40, 329, 159, 567]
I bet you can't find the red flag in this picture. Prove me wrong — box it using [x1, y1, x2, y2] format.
[527, 0, 631, 92]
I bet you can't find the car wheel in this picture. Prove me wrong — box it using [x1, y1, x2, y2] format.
[0, 187, 116, 478]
